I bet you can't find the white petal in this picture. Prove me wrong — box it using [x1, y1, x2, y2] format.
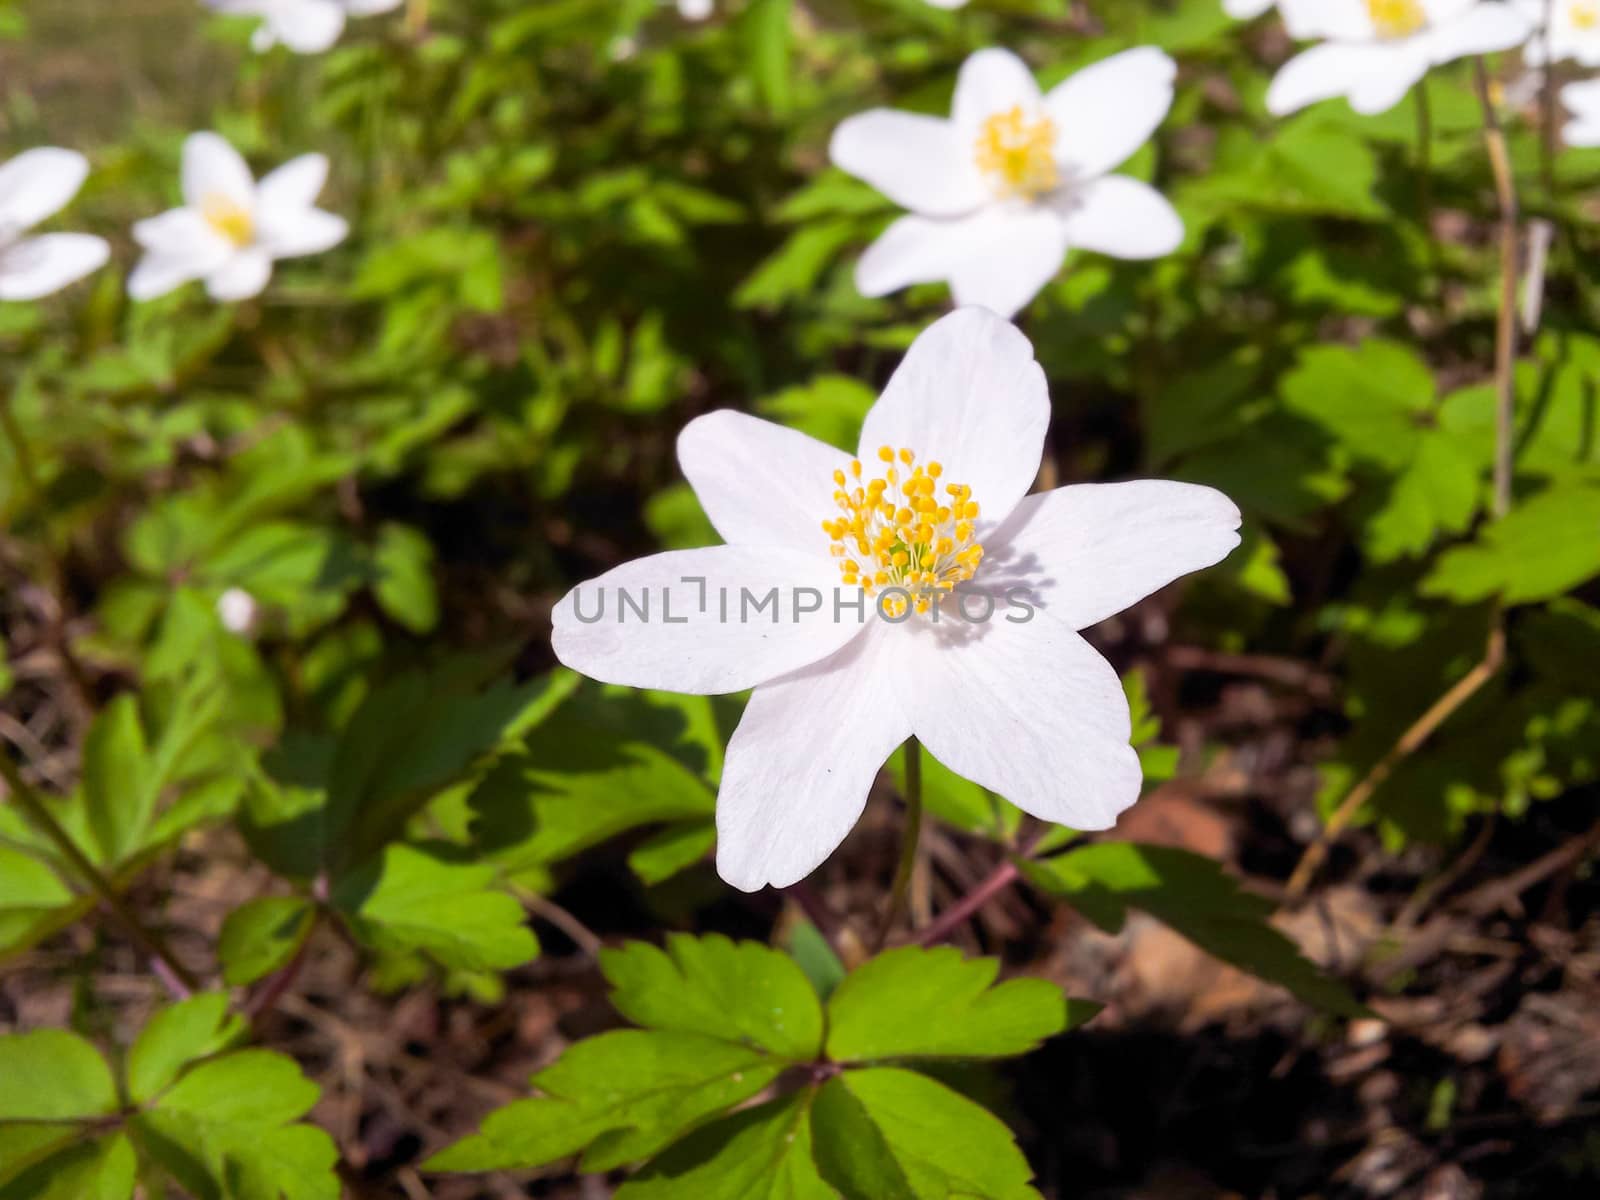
[129, 254, 202, 301]
[829, 111, 986, 218]
[345, 0, 404, 14]
[923, 0, 970, 7]
[715, 623, 910, 891]
[1564, 78, 1600, 144]
[946, 207, 1069, 319]
[1266, 41, 1402, 116]
[1347, 47, 1430, 114]
[0, 148, 90, 232]
[1276, 0, 1378, 40]
[261, 207, 348, 258]
[677, 410, 853, 552]
[1057, 176, 1183, 261]
[128, 214, 234, 301]
[952, 48, 1043, 136]
[550, 546, 866, 695]
[857, 207, 1067, 320]
[272, 0, 347, 52]
[857, 307, 1050, 531]
[1045, 47, 1177, 181]
[984, 480, 1241, 632]
[1420, 0, 1484, 25]
[182, 132, 255, 211]
[1223, 0, 1275, 17]
[677, 0, 714, 17]
[206, 248, 274, 301]
[256, 153, 328, 220]
[903, 614, 1141, 830]
[1419, 3, 1532, 63]
[0, 234, 109, 300]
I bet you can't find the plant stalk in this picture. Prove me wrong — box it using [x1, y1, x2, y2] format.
[874, 738, 924, 948]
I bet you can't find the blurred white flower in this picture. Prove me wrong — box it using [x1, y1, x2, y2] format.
[923, 0, 972, 8]
[829, 46, 1183, 319]
[1517, 0, 1600, 66]
[206, 0, 402, 55]
[0, 149, 110, 302]
[1561, 76, 1600, 141]
[551, 309, 1241, 891]
[129, 132, 348, 303]
[217, 587, 259, 634]
[1268, 0, 1532, 116]
[1223, 0, 1318, 34]
[676, 0, 713, 19]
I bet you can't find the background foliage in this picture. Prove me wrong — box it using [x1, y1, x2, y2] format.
[2, 0, 1599, 1196]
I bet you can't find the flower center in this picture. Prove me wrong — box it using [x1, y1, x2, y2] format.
[974, 106, 1060, 200]
[822, 446, 985, 618]
[1365, 0, 1425, 38]
[202, 192, 255, 248]
[1573, 0, 1600, 30]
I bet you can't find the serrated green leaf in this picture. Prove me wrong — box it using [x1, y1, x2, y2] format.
[1024, 843, 1365, 1016]
[217, 897, 315, 987]
[600, 934, 824, 1062]
[812, 1069, 1041, 1200]
[426, 1031, 781, 1174]
[826, 947, 1086, 1063]
[334, 844, 538, 972]
[615, 1092, 836, 1199]
[0, 1030, 116, 1120]
[1423, 485, 1600, 605]
[1281, 340, 1432, 471]
[127, 994, 245, 1104]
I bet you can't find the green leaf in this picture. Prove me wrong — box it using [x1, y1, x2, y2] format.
[1280, 340, 1432, 471]
[600, 934, 824, 1062]
[426, 1031, 781, 1174]
[0, 845, 74, 950]
[0, 1030, 116, 1120]
[371, 523, 439, 634]
[1024, 843, 1366, 1016]
[138, 1048, 338, 1200]
[627, 820, 716, 885]
[785, 920, 847, 1004]
[615, 1092, 836, 1199]
[127, 994, 245, 1104]
[811, 1069, 1041, 1200]
[217, 897, 315, 987]
[826, 947, 1087, 1063]
[1365, 433, 1481, 563]
[334, 843, 538, 973]
[743, 0, 793, 116]
[0, 1132, 135, 1200]
[81, 695, 153, 865]
[1423, 485, 1600, 605]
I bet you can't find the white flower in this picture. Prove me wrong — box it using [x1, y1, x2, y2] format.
[829, 47, 1183, 320]
[923, 0, 972, 8]
[550, 309, 1241, 891]
[0, 149, 110, 302]
[1561, 76, 1600, 141]
[676, 0, 713, 18]
[129, 132, 348, 303]
[1224, 0, 1319, 35]
[205, 0, 402, 54]
[217, 587, 260, 634]
[1267, 0, 1532, 117]
[1518, 0, 1600, 65]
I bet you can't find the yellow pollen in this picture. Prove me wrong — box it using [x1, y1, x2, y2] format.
[1365, 0, 1425, 38]
[823, 446, 985, 613]
[201, 192, 255, 248]
[1574, 0, 1600, 29]
[974, 105, 1060, 200]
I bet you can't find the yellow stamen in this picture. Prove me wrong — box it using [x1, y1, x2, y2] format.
[201, 192, 254, 248]
[1574, 0, 1600, 30]
[974, 105, 1060, 200]
[1365, 0, 1425, 38]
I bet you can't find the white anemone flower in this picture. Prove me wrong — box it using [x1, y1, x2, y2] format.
[1517, 0, 1600, 65]
[0, 149, 110, 302]
[551, 309, 1242, 892]
[829, 47, 1183, 320]
[675, 0, 713, 18]
[1560, 76, 1600, 142]
[1267, 0, 1532, 117]
[129, 132, 348, 303]
[1224, 0, 1319, 34]
[205, 0, 402, 54]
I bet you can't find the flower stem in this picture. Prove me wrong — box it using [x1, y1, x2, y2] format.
[1285, 62, 1519, 903]
[874, 738, 924, 949]
[0, 751, 199, 997]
